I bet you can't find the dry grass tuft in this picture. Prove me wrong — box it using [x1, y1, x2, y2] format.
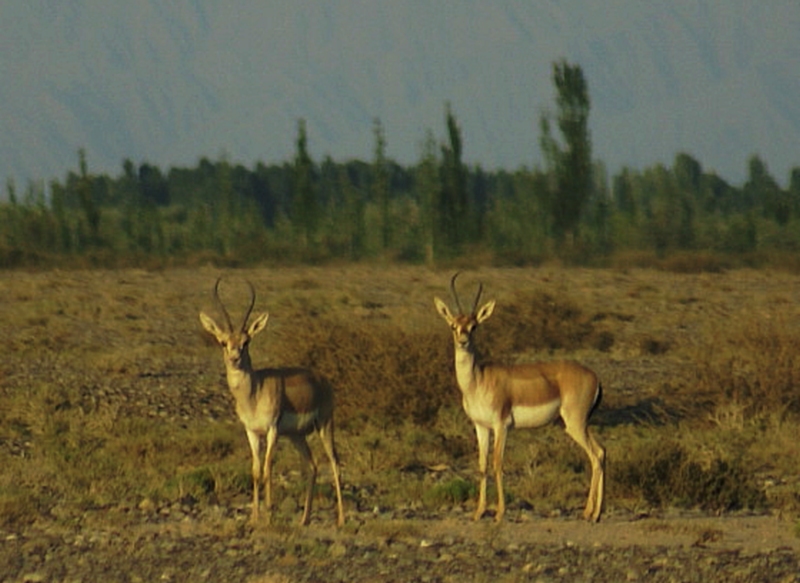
[693, 318, 800, 425]
[613, 439, 766, 513]
[477, 290, 611, 360]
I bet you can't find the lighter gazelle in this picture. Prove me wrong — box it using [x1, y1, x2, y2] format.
[434, 273, 605, 522]
[199, 278, 345, 527]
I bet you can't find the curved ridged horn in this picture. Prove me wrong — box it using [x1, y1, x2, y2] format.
[472, 281, 484, 314]
[241, 280, 256, 331]
[213, 277, 234, 333]
[450, 272, 465, 314]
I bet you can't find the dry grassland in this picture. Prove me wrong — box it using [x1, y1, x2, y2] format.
[1, 264, 800, 536]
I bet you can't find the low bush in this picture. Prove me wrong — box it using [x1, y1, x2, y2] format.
[272, 317, 453, 427]
[693, 319, 800, 424]
[476, 290, 610, 360]
[614, 440, 766, 513]
[423, 478, 476, 508]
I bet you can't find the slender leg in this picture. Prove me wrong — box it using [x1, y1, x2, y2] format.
[474, 424, 490, 520]
[262, 425, 279, 523]
[564, 423, 605, 522]
[318, 421, 345, 527]
[246, 430, 263, 521]
[492, 423, 509, 522]
[586, 432, 606, 522]
[288, 435, 317, 526]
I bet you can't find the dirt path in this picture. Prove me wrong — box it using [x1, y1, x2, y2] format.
[422, 511, 800, 554]
[2, 510, 798, 582]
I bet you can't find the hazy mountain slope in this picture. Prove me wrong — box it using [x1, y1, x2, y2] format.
[1, 1, 798, 191]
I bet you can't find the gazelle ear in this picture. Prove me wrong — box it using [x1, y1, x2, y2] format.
[247, 312, 270, 337]
[199, 312, 226, 342]
[434, 297, 455, 323]
[475, 299, 496, 323]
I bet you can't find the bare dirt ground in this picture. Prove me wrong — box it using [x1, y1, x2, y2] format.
[3, 507, 799, 582]
[2, 265, 800, 582]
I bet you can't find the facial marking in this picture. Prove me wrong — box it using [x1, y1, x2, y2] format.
[451, 314, 477, 346]
[220, 332, 250, 365]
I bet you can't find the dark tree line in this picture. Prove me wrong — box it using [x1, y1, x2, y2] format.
[3, 60, 800, 269]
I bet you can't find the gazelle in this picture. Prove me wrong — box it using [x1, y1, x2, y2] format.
[199, 278, 345, 527]
[434, 273, 605, 522]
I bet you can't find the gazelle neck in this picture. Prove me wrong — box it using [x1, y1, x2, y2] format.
[453, 342, 479, 393]
[224, 352, 255, 397]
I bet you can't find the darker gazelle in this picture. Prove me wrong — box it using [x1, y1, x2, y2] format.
[199, 278, 345, 526]
[434, 272, 605, 522]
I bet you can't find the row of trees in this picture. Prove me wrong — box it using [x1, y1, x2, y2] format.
[3, 60, 800, 269]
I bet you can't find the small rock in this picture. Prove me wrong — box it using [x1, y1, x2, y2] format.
[138, 498, 156, 512]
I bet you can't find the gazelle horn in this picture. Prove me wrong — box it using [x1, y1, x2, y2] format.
[241, 281, 256, 332]
[450, 272, 465, 314]
[472, 281, 484, 314]
[212, 277, 234, 333]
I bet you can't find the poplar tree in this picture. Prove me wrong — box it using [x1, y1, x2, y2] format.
[417, 130, 440, 265]
[293, 119, 318, 246]
[540, 61, 592, 243]
[439, 102, 468, 252]
[372, 118, 390, 250]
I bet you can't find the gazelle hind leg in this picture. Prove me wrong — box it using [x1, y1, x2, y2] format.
[288, 435, 317, 526]
[564, 423, 605, 522]
[318, 421, 346, 527]
[586, 432, 606, 521]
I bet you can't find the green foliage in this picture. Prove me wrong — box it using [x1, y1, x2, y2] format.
[423, 478, 476, 508]
[540, 60, 593, 244]
[438, 102, 470, 255]
[416, 129, 440, 265]
[293, 118, 319, 248]
[373, 117, 391, 251]
[2, 63, 800, 269]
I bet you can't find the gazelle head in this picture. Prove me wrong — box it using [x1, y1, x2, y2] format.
[199, 278, 269, 369]
[434, 272, 496, 349]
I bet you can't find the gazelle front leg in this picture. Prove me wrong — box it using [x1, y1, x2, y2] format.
[262, 425, 279, 523]
[246, 430, 264, 521]
[492, 423, 509, 522]
[474, 424, 490, 520]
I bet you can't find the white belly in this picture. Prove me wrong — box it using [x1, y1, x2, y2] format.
[510, 400, 561, 428]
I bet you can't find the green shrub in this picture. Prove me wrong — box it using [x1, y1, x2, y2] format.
[423, 478, 476, 508]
